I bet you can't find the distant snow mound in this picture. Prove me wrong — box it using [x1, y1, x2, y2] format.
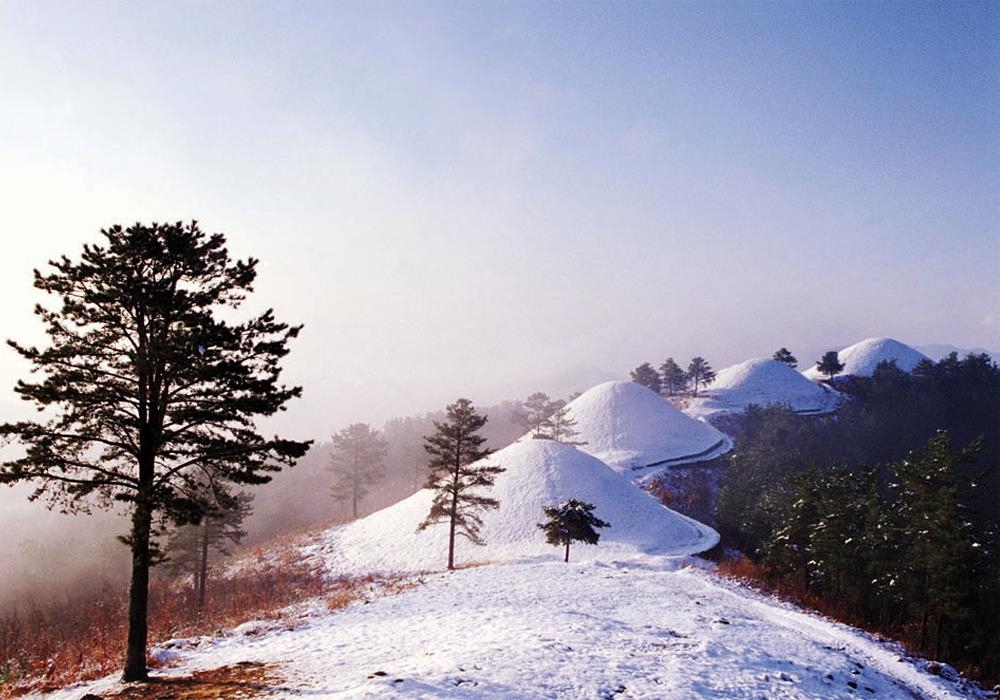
[802, 337, 929, 379]
[687, 358, 841, 417]
[310, 439, 718, 574]
[564, 381, 729, 472]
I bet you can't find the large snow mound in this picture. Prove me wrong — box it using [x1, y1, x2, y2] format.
[687, 358, 841, 417]
[309, 439, 718, 574]
[564, 381, 729, 471]
[803, 337, 929, 379]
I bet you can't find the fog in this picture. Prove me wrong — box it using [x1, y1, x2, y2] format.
[1, 2, 997, 610]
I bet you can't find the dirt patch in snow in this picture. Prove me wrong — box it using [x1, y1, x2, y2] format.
[70, 661, 286, 699]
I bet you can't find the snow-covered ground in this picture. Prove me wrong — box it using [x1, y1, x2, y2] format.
[564, 381, 731, 473]
[802, 337, 929, 380]
[685, 358, 842, 419]
[49, 556, 984, 700]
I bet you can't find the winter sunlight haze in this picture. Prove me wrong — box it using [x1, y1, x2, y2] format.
[0, 4, 997, 695]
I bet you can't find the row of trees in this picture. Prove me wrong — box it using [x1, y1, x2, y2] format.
[630, 347, 859, 394]
[631, 356, 717, 396]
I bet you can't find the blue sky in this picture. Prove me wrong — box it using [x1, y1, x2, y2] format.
[0, 1, 997, 436]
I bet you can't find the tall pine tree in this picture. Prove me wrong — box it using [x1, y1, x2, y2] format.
[418, 399, 505, 570]
[540, 401, 584, 445]
[0, 222, 310, 681]
[687, 357, 716, 396]
[659, 357, 688, 396]
[516, 392, 560, 438]
[166, 489, 253, 610]
[328, 422, 387, 519]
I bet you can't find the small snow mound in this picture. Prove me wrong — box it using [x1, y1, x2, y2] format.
[312, 439, 718, 574]
[803, 337, 929, 379]
[688, 358, 841, 417]
[564, 381, 729, 471]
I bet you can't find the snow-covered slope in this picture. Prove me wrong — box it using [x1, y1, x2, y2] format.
[687, 358, 841, 417]
[53, 558, 985, 700]
[308, 439, 718, 574]
[565, 381, 730, 471]
[803, 337, 929, 380]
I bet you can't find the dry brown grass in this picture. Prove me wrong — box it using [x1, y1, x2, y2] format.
[0, 539, 414, 698]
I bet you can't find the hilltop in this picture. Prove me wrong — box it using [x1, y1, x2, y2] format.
[564, 381, 730, 473]
[686, 358, 842, 418]
[304, 438, 717, 575]
[802, 337, 928, 380]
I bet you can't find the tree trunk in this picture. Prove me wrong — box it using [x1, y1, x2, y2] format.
[123, 496, 153, 682]
[448, 470, 459, 571]
[198, 519, 209, 610]
[564, 541, 570, 563]
[447, 497, 457, 570]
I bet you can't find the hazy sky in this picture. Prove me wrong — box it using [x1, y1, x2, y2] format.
[1, 1, 997, 440]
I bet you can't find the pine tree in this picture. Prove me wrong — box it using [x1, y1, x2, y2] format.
[815, 351, 845, 382]
[659, 358, 688, 396]
[166, 489, 253, 610]
[540, 401, 584, 445]
[0, 222, 310, 681]
[772, 347, 798, 368]
[630, 362, 662, 395]
[328, 423, 387, 519]
[537, 499, 610, 562]
[418, 399, 505, 570]
[686, 357, 716, 396]
[516, 392, 560, 437]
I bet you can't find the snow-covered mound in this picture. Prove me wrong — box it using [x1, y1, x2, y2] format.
[687, 358, 841, 417]
[310, 439, 718, 574]
[564, 381, 729, 471]
[803, 337, 929, 380]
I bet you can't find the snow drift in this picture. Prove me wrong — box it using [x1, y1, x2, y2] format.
[687, 358, 841, 417]
[563, 381, 729, 471]
[309, 439, 718, 574]
[802, 337, 929, 379]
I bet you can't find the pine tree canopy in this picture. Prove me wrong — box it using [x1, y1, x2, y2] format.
[517, 392, 561, 437]
[816, 351, 845, 380]
[328, 422, 387, 519]
[772, 348, 798, 368]
[687, 357, 716, 396]
[537, 499, 610, 562]
[659, 357, 688, 396]
[630, 362, 662, 395]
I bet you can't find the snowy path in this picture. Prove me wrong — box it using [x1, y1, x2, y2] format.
[48, 557, 980, 699]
